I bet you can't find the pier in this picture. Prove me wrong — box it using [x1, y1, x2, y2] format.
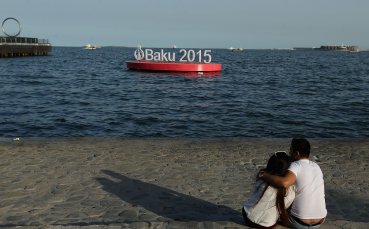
[1, 17, 52, 58]
[0, 36, 52, 57]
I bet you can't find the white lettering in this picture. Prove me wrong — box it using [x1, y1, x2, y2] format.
[203, 50, 212, 63]
[135, 48, 212, 63]
[179, 49, 187, 62]
[153, 51, 161, 61]
[145, 49, 153, 61]
[187, 50, 195, 62]
[161, 49, 168, 61]
[197, 50, 202, 63]
[168, 52, 175, 61]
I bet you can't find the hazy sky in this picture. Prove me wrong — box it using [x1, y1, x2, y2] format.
[1, 0, 369, 48]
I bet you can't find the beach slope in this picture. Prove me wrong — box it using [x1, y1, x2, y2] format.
[0, 138, 368, 228]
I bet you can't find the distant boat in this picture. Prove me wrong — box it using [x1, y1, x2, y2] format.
[83, 44, 101, 50]
[229, 47, 243, 52]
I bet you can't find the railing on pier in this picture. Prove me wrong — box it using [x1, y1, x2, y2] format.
[0, 36, 52, 57]
[0, 36, 50, 45]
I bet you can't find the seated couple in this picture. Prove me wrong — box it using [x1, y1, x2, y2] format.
[242, 138, 327, 229]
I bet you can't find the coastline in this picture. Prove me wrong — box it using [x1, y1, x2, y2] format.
[0, 138, 368, 228]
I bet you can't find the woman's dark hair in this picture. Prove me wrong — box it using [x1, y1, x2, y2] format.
[257, 152, 291, 226]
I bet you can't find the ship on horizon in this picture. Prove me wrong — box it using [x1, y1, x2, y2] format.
[293, 44, 359, 52]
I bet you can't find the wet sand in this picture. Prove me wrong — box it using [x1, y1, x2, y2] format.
[0, 138, 368, 228]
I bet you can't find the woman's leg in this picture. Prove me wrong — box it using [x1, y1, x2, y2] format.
[242, 208, 277, 229]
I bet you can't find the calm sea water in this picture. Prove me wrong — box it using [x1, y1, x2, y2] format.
[1, 47, 369, 138]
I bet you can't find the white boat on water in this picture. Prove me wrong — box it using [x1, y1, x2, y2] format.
[229, 47, 243, 52]
[83, 44, 100, 50]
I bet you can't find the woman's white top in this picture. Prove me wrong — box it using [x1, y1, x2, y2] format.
[243, 179, 295, 227]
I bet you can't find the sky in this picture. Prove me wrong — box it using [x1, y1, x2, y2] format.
[1, 0, 369, 49]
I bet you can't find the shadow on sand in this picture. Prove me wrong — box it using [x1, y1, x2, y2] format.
[96, 169, 242, 224]
[325, 188, 369, 222]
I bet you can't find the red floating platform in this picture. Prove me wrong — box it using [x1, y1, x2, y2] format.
[126, 61, 222, 72]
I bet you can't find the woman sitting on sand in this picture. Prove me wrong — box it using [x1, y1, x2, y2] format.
[242, 151, 295, 228]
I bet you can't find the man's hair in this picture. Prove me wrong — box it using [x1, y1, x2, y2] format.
[291, 138, 310, 157]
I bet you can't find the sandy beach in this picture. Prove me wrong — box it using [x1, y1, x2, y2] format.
[0, 138, 368, 229]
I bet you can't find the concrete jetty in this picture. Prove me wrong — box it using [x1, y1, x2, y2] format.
[0, 36, 52, 57]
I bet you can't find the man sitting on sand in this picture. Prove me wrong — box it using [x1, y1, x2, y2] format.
[259, 138, 327, 228]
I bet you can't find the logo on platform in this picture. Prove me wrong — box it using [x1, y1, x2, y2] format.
[134, 46, 145, 61]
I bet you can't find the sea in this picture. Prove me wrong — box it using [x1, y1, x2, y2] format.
[1, 47, 369, 138]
